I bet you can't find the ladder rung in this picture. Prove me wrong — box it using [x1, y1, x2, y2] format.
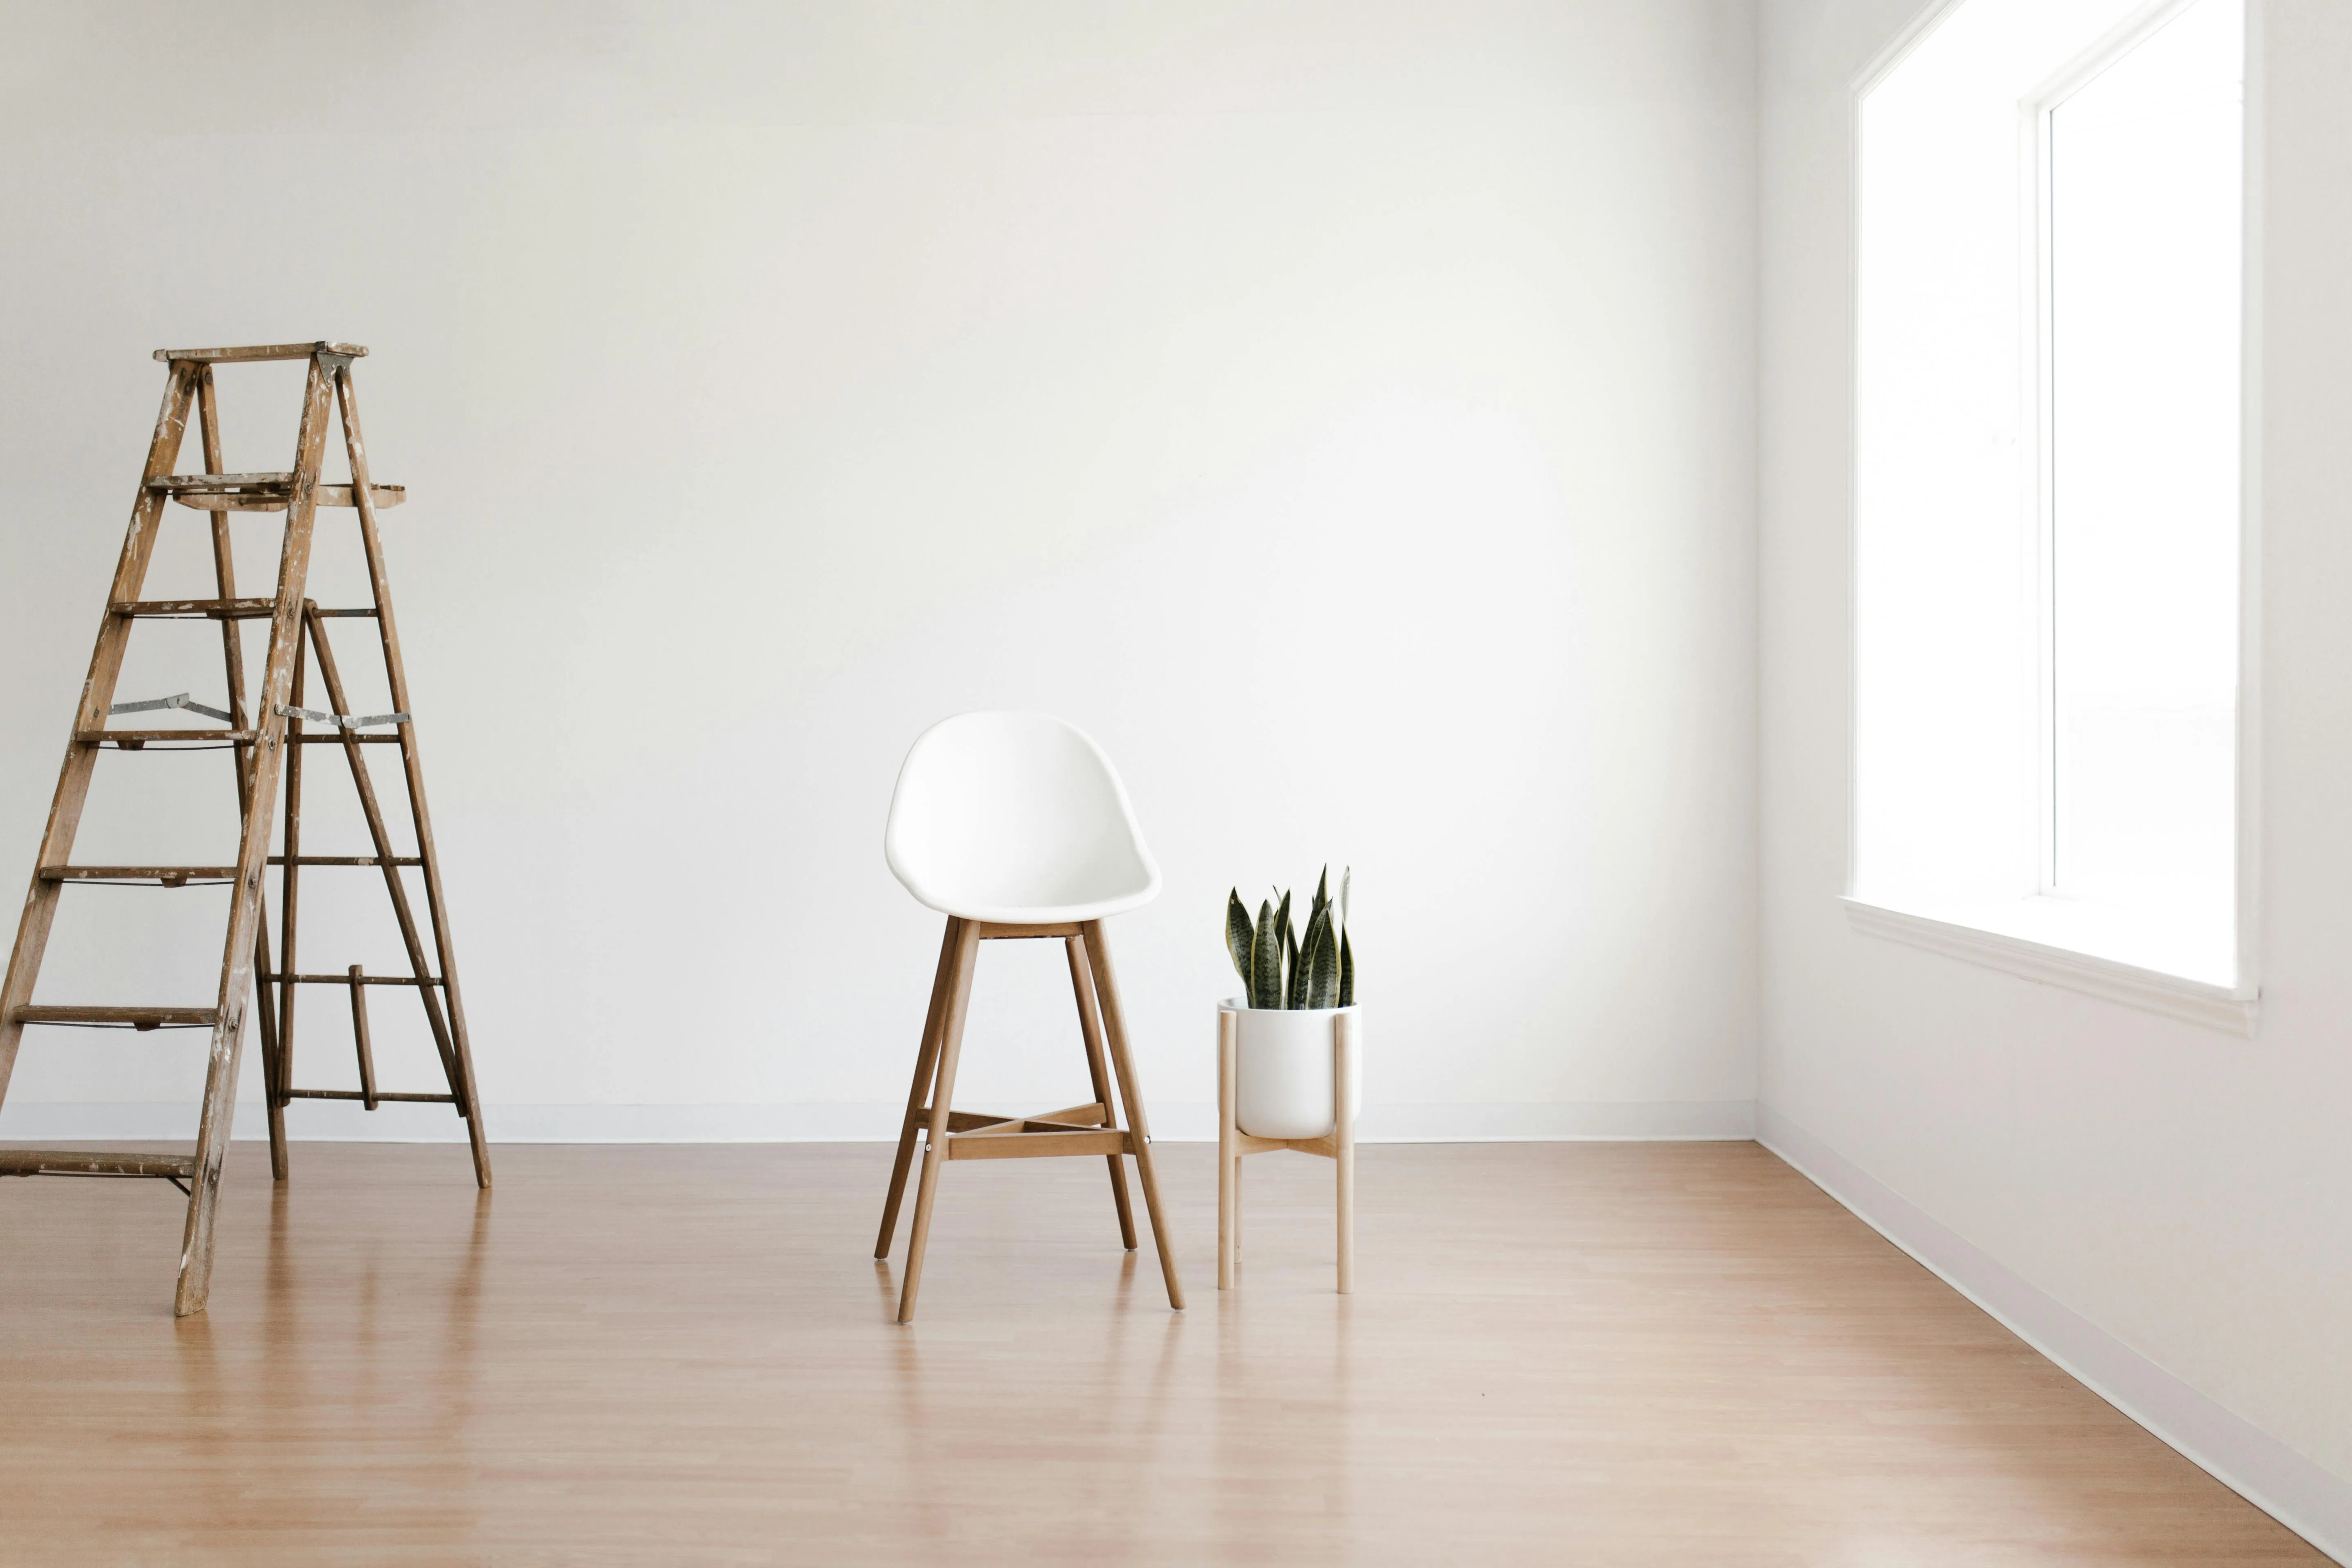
[110, 599, 380, 620]
[153, 342, 368, 363]
[74, 730, 256, 746]
[11, 1005, 218, 1030]
[39, 865, 236, 884]
[266, 973, 442, 987]
[113, 598, 275, 618]
[295, 732, 402, 744]
[0, 1148, 197, 1179]
[266, 856, 423, 867]
[285, 1088, 455, 1104]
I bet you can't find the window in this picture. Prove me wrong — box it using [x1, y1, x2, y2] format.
[1850, 0, 2250, 1006]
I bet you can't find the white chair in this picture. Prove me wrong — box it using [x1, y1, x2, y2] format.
[873, 712, 1185, 1322]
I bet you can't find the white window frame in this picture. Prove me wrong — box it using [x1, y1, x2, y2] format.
[1840, 0, 2264, 1036]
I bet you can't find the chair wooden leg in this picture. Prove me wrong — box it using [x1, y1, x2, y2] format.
[1218, 1007, 1237, 1290]
[897, 919, 980, 1324]
[876, 918, 961, 1259]
[1066, 936, 1137, 1251]
[1078, 922, 1184, 1311]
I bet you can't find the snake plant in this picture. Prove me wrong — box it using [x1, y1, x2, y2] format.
[1226, 866, 1355, 1009]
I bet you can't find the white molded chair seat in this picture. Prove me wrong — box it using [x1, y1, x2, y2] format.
[885, 711, 1160, 924]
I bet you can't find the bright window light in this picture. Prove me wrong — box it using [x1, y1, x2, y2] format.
[1853, 0, 2246, 987]
[2047, 2, 2243, 917]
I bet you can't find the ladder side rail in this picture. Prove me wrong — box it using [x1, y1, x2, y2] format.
[197, 367, 288, 1180]
[175, 352, 337, 1318]
[196, 369, 250, 736]
[278, 607, 306, 1128]
[297, 608, 466, 1107]
[0, 363, 198, 1108]
[335, 366, 491, 1188]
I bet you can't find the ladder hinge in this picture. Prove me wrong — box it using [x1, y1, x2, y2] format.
[275, 703, 410, 730]
[110, 691, 234, 724]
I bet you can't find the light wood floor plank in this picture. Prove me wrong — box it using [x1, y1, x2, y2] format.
[0, 1141, 2321, 1565]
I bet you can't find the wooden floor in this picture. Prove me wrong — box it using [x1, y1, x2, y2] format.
[0, 1140, 2322, 1566]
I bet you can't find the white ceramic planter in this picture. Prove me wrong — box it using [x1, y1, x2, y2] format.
[1223, 999, 1363, 1140]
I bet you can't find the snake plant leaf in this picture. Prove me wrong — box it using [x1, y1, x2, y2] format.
[1226, 890, 1255, 987]
[1291, 903, 1331, 1009]
[1339, 866, 1351, 933]
[1338, 927, 1355, 1007]
[1286, 926, 1309, 1008]
[1306, 905, 1341, 1007]
[1275, 889, 1295, 1007]
[1252, 899, 1283, 1009]
[1309, 866, 1329, 931]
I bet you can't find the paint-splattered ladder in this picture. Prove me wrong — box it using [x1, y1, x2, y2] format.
[0, 342, 489, 1317]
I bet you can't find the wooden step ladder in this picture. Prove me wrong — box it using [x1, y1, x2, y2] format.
[0, 342, 489, 1316]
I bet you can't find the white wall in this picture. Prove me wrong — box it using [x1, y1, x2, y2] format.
[0, 1, 1760, 1143]
[1762, 0, 2352, 1508]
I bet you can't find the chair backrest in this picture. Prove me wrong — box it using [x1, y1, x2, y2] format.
[884, 712, 1161, 921]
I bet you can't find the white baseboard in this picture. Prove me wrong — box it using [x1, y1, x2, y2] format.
[1356, 1099, 1757, 1141]
[0, 1097, 1757, 1145]
[1759, 1105, 2351, 1567]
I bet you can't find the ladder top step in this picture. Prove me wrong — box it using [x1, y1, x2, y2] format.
[154, 342, 367, 364]
[11, 1005, 219, 1028]
[149, 472, 291, 491]
[149, 475, 404, 511]
[0, 1148, 197, 1179]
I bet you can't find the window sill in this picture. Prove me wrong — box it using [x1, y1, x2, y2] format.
[1841, 897, 2257, 1036]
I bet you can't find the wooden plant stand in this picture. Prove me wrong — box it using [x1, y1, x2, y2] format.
[874, 917, 1184, 1323]
[0, 342, 488, 1317]
[1218, 1007, 1359, 1293]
